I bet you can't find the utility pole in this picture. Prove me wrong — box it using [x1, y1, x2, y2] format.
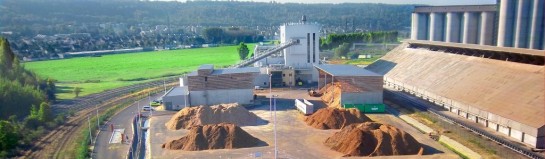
[96, 105, 100, 130]
[88, 115, 92, 143]
[273, 95, 278, 159]
[269, 73, 272, 118]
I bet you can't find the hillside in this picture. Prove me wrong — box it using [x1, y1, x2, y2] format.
[0, 37, 54, 119]
[0, 0, 413, 34]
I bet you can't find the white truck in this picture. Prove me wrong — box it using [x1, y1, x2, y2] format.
[295, 99, 314, 115]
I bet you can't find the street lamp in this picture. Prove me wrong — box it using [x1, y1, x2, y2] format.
[272, 94, 278, 159]
[269, 73, 272, 118]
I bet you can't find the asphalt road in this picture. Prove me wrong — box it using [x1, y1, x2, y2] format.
[93, 93, 164, 159]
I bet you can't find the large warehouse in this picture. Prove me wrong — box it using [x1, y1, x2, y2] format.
[315, 64, 383, 108]
[370, 0, 544, 149]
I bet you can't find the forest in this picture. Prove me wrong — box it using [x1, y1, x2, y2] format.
[0, 0, 413, 36]
[0, 37, 60, 157]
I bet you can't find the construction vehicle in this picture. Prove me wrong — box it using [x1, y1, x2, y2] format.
[308, 88, 322, 97]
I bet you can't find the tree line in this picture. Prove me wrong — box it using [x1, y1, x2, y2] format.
[0, 0, 413, 35]
[0, 37, 61, 157]
[202, 27, 264, 44]
[320, 31, 399, 50]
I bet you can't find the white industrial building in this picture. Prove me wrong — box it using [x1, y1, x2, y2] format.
[252, 16, 321, 84]
[162, 86, 189, 110]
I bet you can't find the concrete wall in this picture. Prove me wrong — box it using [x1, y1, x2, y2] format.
[499, 125, 510, 136]
[189, 89, 254, 106]
[510, 128, 524, 141]
[340, 92, 383, 105]
[524, 133, 537, 147]
[163, 95, 189, 110]
[254, 73, 269, 87]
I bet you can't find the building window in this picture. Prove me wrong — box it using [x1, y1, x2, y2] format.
[205, 77, 207, 81]
[307, 33, 311, 63]
[289, 73, 292, 76]
[283, 74, 285, 77]
[313, 33, 316, 63]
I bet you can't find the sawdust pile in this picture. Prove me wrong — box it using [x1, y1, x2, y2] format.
[320, 83, 342, 108]
[304, 107, 372, 129]
[324, 122, 424, 157]
[162, 123, 262, 151]
[165, 103, 260, 130]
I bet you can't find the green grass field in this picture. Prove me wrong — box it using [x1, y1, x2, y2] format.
[25, 44, 255, 100]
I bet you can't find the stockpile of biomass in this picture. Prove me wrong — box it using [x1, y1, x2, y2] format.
[320, 83, 342, 108]
[304, 107, 371, 129]
[162, 123, 262, 150]
[325, 122, 424, 157]
[165, 103, 260, 130]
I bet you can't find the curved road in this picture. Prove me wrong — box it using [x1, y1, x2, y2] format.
[93, 93, 166, 159]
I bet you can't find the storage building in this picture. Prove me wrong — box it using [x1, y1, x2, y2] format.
[162, 86, 189, 110]
[185, 64, 260, 106]
[314, 64, 384, 108]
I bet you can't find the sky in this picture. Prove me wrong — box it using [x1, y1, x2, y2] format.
[166, 0, 497, 5]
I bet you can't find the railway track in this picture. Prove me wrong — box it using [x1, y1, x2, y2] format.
[385, 89, 545, 159]
[20, 77, 179, 159]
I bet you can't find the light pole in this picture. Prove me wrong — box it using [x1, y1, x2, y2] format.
[272, 94, 278, 159]
[148, 92, 152, 117]
[88, 115, 92, 143]
[96, 105, 99, 130]
[269, 73, 272, 118]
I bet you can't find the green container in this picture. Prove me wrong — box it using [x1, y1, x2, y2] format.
[354, 104, 365, 112]
[343, 104, 365, 112]
[343, 104, 355, 109]
[364, 104, 385, 113]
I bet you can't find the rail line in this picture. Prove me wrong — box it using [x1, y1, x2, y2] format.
[385, 89, 545, 159]
[21, 77, 178, 159]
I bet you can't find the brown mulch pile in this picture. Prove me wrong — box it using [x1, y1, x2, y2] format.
[324, 122, 424, 157]
[162, 123, 262, 151]
[165, 103, 260, 130]
[304, 107, 372, 129]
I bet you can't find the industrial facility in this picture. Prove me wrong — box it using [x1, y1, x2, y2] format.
[163, 16, 384, 113]
[162, 1, 544, 153]
[411, 0, 544, 50]
[376, 0, 545, 149]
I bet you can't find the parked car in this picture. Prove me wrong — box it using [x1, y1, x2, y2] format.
[150, 100, 161, 106]
[142, 105, 153, 111]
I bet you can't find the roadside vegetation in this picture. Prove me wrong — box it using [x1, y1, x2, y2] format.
[25, 44, 254, 100]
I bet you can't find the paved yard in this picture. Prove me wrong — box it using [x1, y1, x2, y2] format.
[148, 89, 457, 159]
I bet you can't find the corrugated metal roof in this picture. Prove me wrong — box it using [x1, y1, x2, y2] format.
[164, 86, 188, 97]
[314, 64, 382, 77]
[198, 64, 214, 70]
[188, 67, 260, 76]
[211, 67, 260, 75]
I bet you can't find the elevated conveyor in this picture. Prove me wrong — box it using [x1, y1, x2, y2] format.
[233, 40, 299, 68]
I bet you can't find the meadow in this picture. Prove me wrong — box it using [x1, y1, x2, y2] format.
[25, 44, 255, 99]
